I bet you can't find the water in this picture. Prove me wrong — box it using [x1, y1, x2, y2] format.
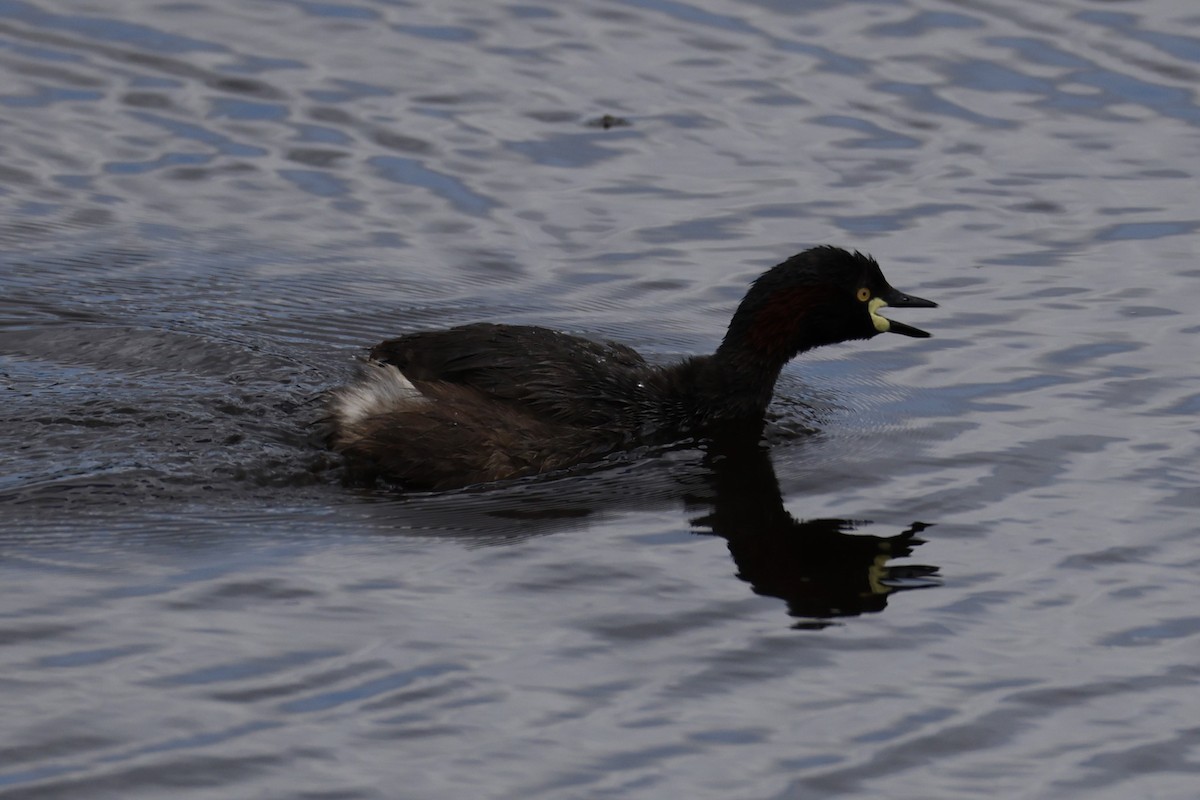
[2, 0, 1199, 797]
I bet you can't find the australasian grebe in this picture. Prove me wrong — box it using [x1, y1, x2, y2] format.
[329, 246, 936, 489]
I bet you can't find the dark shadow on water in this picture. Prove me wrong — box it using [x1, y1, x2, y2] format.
[350, 432, 942, 629]
[687, 435, 939, 629]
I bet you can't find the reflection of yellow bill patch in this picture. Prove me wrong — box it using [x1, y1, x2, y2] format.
[868, 297, 891, 333]
[868, 554, 893, 596]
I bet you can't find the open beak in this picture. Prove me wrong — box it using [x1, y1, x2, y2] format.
[876, 286, 937, 338]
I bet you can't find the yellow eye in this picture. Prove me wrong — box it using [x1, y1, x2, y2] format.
[856, 287, 870, 302]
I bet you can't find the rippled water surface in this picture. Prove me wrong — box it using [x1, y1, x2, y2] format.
[3, 1, 1199, 797]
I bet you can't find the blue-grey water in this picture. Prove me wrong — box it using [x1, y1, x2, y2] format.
[2, 1, 1199, 798]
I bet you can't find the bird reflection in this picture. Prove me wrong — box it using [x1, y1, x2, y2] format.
[688, 436, 939, 629]
[346, 428, 941, 629]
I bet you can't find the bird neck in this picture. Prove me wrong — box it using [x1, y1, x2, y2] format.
[649, 347, 790, 432]
[646, 283, 841, 431]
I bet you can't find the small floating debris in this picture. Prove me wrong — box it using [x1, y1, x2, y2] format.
[586, 114, 631, 129]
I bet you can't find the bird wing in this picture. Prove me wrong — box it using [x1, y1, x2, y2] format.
[368, 323, 648, 427]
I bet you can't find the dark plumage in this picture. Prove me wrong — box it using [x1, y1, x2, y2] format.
[329, 246, 936, 489]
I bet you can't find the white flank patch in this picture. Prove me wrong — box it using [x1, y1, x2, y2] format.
[331, 361, 426, 428]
